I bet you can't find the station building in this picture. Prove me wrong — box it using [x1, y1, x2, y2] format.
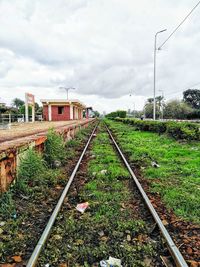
[41, 99, 87, 121]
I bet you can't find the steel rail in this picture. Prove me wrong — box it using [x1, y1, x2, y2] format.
[27, 123, 98, 267]
[105, 125, 188, 267]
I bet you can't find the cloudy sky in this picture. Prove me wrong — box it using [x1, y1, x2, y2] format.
[0, 0, 200, 113]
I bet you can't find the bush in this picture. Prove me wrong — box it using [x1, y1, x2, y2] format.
[114, 118, 200, 141]
[106, 110, 127, 119]
[167, 122, 200, 140]
[16, 148, 47, 194]
[44, 128, 66, 167]
[115, 118, 167, 134]
[16, 147, 60, 194]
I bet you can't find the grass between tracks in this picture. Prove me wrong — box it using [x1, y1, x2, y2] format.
[0, 124, 95, 264]
[38, 124, 163, 267]
[105, 119, 200, 224]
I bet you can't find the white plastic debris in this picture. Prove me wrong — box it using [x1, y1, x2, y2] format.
[100, 169, 107, 175]
[0, 221, 5, 227]
[76, 202, 89, 213]
[151, 161, 160, 168]
[100, 256, 122, 267]
[53, 160, 62, 168]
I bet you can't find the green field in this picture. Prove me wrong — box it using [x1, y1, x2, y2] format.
[106, 119, 200, 224]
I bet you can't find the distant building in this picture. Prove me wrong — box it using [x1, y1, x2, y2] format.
[41, 99, 88, 121]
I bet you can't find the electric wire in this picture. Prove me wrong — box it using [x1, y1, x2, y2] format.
[158, 0, 200, 50]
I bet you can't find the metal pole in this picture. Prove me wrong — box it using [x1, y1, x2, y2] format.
[153, 29, 167, 121]
[159, 90, 164, 120]
[25, 93, 29, 122]
[59, 87, 75, 100]
[153, 34, 157, 121]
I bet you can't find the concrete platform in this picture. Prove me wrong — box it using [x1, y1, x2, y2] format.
[0, 120, 84, 143]
[0, 119, 96, 192]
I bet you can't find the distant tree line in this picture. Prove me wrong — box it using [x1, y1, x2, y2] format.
[105, 110, 127, 118]
[0, 98, 42, 115]
[144, 89, 200, 119]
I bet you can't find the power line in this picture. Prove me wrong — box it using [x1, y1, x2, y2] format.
[165, 81, 200, 97]
[158, 0, 200, 50]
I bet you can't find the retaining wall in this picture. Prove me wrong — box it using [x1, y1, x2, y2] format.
[0, 119, 96, 192]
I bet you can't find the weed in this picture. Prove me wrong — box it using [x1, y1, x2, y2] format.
[0, 192, 16, 219]
[44, 128, 66, 167]
[106, 119, 200, 223]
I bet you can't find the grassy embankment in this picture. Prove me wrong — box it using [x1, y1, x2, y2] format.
[0, 124, 94, 264]
[38, 124, 163, 266]
[106, 119, 200, 224]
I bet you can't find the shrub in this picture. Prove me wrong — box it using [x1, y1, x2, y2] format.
[114, 118, 200, 141]
[44, 128, 66, 167]
[167, 122, 200, 140]
[106, 110, 127, 119]
[16, 148, 47, 193]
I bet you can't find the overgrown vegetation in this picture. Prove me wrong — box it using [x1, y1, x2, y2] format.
[44, 128, 66, 167]
[114, 117, 200, 141]
[105, 110, 127, 119]
[38, 124, 163, 266]
[15, 148, 59, 195]
[106, 119, 200, 223]
[0, 123, 95, 264]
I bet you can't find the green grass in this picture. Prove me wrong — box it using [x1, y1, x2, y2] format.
[106, 119, 200, 223]
[38, 123, 161, 266]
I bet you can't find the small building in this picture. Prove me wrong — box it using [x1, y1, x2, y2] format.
[41, 99, 87, 121]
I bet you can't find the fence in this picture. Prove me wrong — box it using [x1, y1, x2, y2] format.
[0, 114, 43, 129]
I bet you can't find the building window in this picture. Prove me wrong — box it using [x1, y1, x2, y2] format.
[58, 106, 64, 114]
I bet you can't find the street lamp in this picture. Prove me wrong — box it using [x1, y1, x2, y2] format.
[153, 29, 167, 120]
[59, 87, 76, 100]
[159, 89, 164, 120]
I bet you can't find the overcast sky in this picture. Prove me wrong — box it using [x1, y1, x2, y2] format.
[0, 0, 200, 113]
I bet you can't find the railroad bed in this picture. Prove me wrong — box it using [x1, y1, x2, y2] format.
[22, 122, 188, 267]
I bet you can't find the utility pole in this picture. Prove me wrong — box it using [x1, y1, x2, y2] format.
[153, 29, 167, 120]
[159, 90, 164, 120]
[59, 87, 76, 100]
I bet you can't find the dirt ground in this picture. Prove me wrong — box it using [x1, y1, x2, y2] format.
[0, 120, 84, 143]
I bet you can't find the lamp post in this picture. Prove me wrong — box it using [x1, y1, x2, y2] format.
[153, 29, 167, 121]
[159, 89, 164, 120]
[59, 87, 76, 100]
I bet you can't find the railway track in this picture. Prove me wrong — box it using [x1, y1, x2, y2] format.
[26, 122, 188, 267]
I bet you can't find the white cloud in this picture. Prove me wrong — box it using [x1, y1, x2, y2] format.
[0, 0, 200, 112]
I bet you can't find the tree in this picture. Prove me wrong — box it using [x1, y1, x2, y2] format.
[19, 105, 32, 115]
[93, 110, 100, 117]
[12, 98, 25, 110]
[106, 110, 127, 118]
[163, 100, 192, 119]
[144, 96, 164, 119]
[183, 89, 200, 109]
